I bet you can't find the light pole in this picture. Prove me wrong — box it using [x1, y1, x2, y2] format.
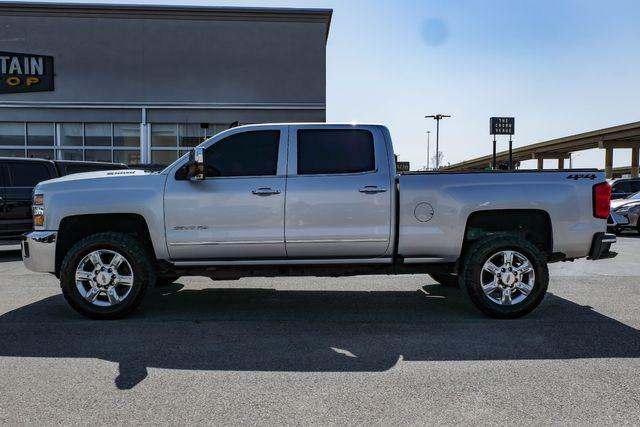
[425, 114, 451, 169]
[426, 130, 431, 170]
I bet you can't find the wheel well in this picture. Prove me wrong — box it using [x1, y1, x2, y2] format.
[462, 209, 553, 260]
[55, 213, 154, 274]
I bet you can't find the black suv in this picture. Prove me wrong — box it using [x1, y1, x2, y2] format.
[0, 158, 128, 243]
[611, 178, 640, 200]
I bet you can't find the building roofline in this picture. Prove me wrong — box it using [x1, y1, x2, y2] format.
[0, 1, 333, 39]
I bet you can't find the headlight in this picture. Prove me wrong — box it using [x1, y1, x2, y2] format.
[32, 194, 44, 227]
[615, 202, 640, 215]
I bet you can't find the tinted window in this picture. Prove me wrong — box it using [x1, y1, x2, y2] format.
[8, 162, 53, 187]
[60, 163, 128, 175]
[297, 129, 375, 175]
[64, 165, 102, 175]
[630, 181, 640, 192]
[613, 181, 633, 193]
[204, 130, 280, 177]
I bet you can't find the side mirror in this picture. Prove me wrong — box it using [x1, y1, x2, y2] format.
[187, 147, 205, 181]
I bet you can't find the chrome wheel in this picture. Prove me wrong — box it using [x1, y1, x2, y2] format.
[75, 249, 134, 307]
[480, 250, 535, 306]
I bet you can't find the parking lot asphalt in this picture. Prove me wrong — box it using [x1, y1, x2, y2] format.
[1, 236, 639, 425]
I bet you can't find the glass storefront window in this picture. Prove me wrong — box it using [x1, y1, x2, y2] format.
[151, 124, 177, 147]
[59, 123, 83, 146]
[114, 149, 141, 165]
[206, 124, 229, 138]
[57, 149, 83, 161]
[85, 150, 112, 162]
[0, 149, 25, 157]
[85, 123, 111, 146]
[113, 124, 140, 147]
[27, 149, 55, 160]
[179, 123, 203, 147]
[0, 122, 24, 146]
[151, 150, 178, 166]
[27, 123, 54, 146]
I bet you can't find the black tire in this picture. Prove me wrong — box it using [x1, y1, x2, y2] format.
[462, 234, 548, 319]
[156, 275, 180, 287]
[60, 232, 156, 320]
[429, 273, 460, 287]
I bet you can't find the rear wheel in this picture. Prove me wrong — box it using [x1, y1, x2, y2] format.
[462, 235, 548, 319]
[60, 232, 155, 319]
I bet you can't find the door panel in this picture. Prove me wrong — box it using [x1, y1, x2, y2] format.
[164, 126, 288, 260]
[285, 126, 392, 258]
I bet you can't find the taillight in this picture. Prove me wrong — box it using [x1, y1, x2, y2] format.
[593, 182, 611, 219]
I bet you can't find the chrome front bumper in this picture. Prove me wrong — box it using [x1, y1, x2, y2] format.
[21, 231, 57, 273]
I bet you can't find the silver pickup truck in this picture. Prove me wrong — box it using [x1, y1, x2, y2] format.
[21, 124, 616, 319]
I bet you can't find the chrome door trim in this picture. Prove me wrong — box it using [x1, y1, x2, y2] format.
[171, 257, 394, 267]
[170, 240, 284, 246]
[402, 257, 447, 263]
[286, 238, 388, 244]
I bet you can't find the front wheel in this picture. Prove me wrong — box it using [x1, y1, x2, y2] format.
[60, 232, 156, 319]
[462, 235, 548, 319]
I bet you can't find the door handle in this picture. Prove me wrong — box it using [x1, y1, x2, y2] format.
[252, 187, 281, 196]
[359, 186, 387, 194]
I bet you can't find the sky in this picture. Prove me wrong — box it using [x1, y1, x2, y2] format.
[22, 0, 640, 170]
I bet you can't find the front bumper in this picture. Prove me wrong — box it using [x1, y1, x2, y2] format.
[588, 232, 617, 260]
[21, 231, 57, 273]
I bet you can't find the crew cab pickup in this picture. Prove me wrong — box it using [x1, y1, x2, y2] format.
[21, 124, 616, 319]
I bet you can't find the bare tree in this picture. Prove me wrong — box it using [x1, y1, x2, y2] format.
[431, 151, 444, 169]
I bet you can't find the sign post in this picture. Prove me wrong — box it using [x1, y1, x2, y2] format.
[490, 117, 515, 170]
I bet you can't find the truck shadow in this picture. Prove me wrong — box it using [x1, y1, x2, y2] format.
[0, 249, 22, 263]
[1, 282, 638, 390]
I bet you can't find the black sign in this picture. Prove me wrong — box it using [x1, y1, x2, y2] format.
[396, 161, 410, 172]
[0, 51, 54, 94]
[490, 117, 515, 135]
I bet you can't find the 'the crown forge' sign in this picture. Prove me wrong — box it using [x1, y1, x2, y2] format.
[490, 117, 515, 135]
[0, 52, 54, 94]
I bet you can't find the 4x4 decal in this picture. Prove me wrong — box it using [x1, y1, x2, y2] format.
[567, 173, 597, 180]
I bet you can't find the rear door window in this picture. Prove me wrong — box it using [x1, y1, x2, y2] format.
[7, 162, 55, 187]
[297, 129, 375, 175]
